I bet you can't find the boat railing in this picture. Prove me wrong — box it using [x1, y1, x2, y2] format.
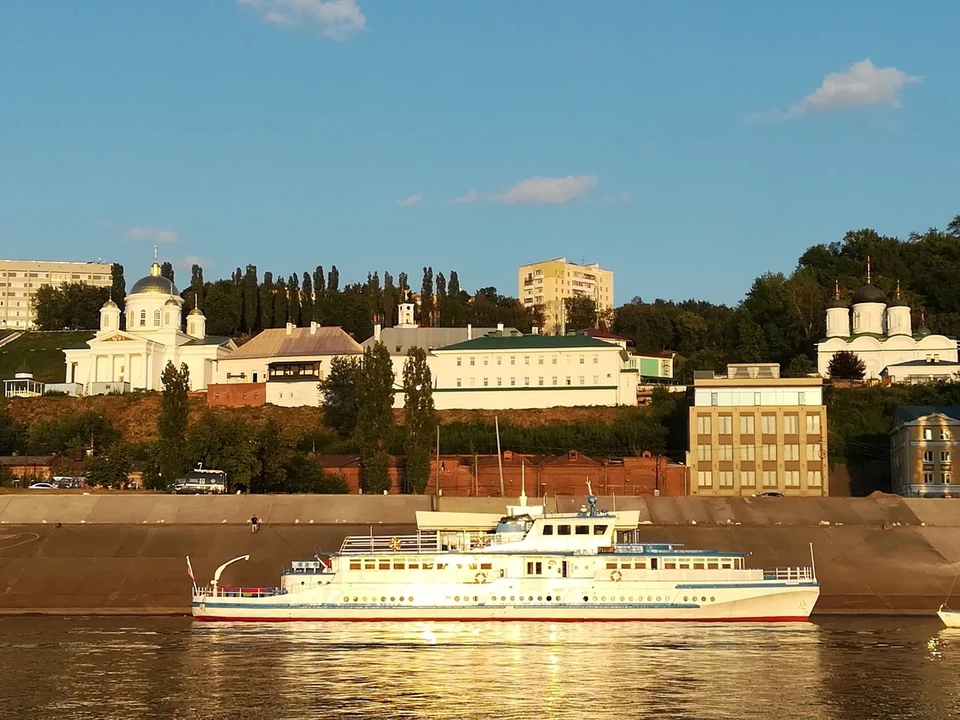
[763, 567, 816, 582]
[195, 586, 284, 599]
[339, 534, 443, 554]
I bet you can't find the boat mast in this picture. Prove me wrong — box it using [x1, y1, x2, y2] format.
[495, 415, 504, 497]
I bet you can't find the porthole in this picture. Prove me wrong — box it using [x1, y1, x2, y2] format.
[629, 596, 634, 601]
[501, 596, 507, 601]
[710, 596, 715, 602]
[702, 596, 707, 602]
[592, 596, 598, 602]
[647, 596, 652, 602]
[510, 596, 515, 601]
[583, 595, 589, 602]
[409, 597, 414, 603]
[620, 596, 625, 601]
[546, 595, 552, 601]
[656, 596, 661, 601]
[381, 596, 386, 602]
[684, 596, 689, 602]
[301, 581, 305, 586]
[390, 596, 396, 602]
[473, 596, 478, 602]
[343, 597, 349, 603]
[601, 596, 607, 601]
[353, 597, 358, 602]
[537, 596, 543, 601]
[454, 596, 460, 602]
[362, 597, 368, 602]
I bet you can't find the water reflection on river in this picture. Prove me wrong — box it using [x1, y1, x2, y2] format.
[1, 617, 959, 719]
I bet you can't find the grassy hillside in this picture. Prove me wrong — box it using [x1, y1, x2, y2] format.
[0, 331, 93, 383]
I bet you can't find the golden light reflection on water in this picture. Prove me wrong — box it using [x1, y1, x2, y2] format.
[1, 618, 960, 719]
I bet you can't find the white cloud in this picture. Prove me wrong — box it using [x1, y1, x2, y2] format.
[176, 255, 211, 270]
[786, 59, 921, 117]
[125, 226, 178, 244]
[452, 189, 478, 204]
[238, 0, 366, 38]
[495, 175, 597, 205]
[396, 192, 422, 207]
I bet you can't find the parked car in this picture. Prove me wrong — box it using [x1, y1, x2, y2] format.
[51, 476, 86, 489]
[28, 482, 56, 490]
[757, 491, 785, 498]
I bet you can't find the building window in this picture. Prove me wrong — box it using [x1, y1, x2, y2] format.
[942, 451, 951, 463]
[807, 470, 823, 487]
[470, 378, 475, 387]
[165, 312, 171, 326]
[717, 444, 733, 461]
[783, 444, 799, 461]
[552, 356, 558, 365]
[579, 355, 585, 364]
[456, 357, 461, 366]
[188, 322, 195, 335]
[128, 312, 133, 327]
[785, 471, 800, 487]
[577, 376, 584, 385]
[923, 450, 934, 462]
[806, 414, 821, 434]
[762, 470, 778, 487]
[592, 375, 598, 384]
[538, 377, 544, 386]
[761, 415, 777, 435]
[565, 376, 572, 386]
[923, 428, 933, 440]
[483, 357, 489, 366]
[740, 470, 756, 487]
[696, 415, 712, 435]
[783, 415, 799, 434]
[710, 392, 718, 406]
[496, 357, 501, 365]
[496, 377, 502, 386]
[942, 429, 952, 440]
[139, 310, 146, 326]
[944, 472, 952, 484]
[483, 378, 489, 387]
[593, 354, 598, 364]
[754, 392, 762, 405]
[798, 392, 806, 405]
[740, 415, 755, 434]
[762, 444, 777, 461]
[697, 471, 713, 488]
[923, 472, 934, 483]
[552, 377, 558, 386]
[807, 444, 822, 461]
[740, 445, 755, 461]
[456, 378, 462, 387]
[524, 377, 530, 386]
[469, 358, 475, 366]
[524, 356, 530, 365]
[717, 415, 732, 435]
[718, 471, 733, 487]
[538, 357, 544, 365]
[510, 356, 516, 365]
[153, 310, 161, 326]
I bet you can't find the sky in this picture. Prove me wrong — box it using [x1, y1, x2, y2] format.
[0, 1, 958, 307]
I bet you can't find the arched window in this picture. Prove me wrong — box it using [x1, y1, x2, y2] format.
[165, 312, 170, 326]
[189, 322, 195, 336]
[154, 310, 161, 326]
[103, 315, 110, 329]
[139, 310, 146, 326]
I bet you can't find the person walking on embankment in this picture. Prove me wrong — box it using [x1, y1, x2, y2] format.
[250, 515, 260, 534]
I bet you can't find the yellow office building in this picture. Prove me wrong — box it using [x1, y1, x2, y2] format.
[0, 259, 113, 329]
[518, 258, 614, 334]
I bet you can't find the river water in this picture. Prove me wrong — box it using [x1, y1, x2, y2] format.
[1, 617, 958, 719]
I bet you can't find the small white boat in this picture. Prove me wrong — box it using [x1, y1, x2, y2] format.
[938, 605, 960, 628]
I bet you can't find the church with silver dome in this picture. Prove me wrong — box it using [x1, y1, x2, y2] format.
[816, 258, 959, 382]
[62, 255, 236, 394]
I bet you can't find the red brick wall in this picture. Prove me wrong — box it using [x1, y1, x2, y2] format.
[206, 383, 267, 408]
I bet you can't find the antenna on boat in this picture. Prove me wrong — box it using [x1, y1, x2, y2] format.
[519, 460, 527, 507]
[586, 481, 598, 518]
[809, 542, 817, 582]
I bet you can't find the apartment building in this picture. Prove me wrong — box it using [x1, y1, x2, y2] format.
[0, 259, 113, 328]
[518, 258, 614, 335]
[687, 363, 829, 496]
[889, 406, 960, 498]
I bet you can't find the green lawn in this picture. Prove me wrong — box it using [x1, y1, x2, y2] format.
[0, 331, 93, 383]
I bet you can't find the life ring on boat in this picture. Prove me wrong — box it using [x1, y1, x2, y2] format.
[475, 571, 488, 584]
[388, 537, 401, 551]
[610, 569, 623, 582]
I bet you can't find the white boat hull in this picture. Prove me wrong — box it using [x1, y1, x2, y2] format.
[192, 581, 819, 623]
[938, 606, 960, 628]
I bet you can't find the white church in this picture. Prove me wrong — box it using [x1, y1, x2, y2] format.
[816, 259, 959, 382]
[62, 255, 235, 393]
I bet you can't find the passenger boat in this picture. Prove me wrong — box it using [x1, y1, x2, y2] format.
[189, 489, 820, 623]
[938, 606, 960, 628]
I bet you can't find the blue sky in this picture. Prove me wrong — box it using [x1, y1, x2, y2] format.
[1, 1, 957, 307]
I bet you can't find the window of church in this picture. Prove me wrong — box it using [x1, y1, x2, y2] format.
[154, 310, 161, 326]
[189, 323, 195, 335]
[165, 313, 170, 325]
[140, 310, 146, 326]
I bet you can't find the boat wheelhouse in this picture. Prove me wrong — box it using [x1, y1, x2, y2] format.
[190, 492, 819, 622]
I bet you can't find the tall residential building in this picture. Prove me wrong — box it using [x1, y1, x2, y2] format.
[890, 406, 960, 498]
[687, 363, 829, 497]
[0, 259, 113, 329]
[518, 258, 614, 335]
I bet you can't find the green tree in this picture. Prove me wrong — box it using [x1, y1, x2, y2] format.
[33, 283, 110, 330]
[111, 263, 126, 314]
[419, 266, 434, 326]
[785, 354, 816, 378]
[160, 262, 174, 283]
[281, 455, 349, 493]
[158, 361, 190, 486]
[84, 445, 132, 488]
[402, 347, 437, 493]
[189, 264, 204, 307]
[260, 272, 276, 329]
[0, 404, 27, 454]
[563, 296, 597, 333]
[828, 350, 866, 381]
[302, 271, 314, 322]
[203, 280, 241, 337]
[186, 410, 257, 492]
[355, 342, 396, 493]
[319, 355, 361, 438]
[28, 411, 117, 455]
[251, 418, 288, 493]
[289, 273, 302, 326]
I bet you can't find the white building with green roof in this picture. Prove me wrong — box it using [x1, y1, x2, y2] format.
[426, 333, 638, 410]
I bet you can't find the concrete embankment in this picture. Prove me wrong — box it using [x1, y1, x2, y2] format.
[1, 494, 959, 615]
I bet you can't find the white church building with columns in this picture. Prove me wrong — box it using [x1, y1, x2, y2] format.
[62, 256, 235, 394]
[816, 260, 959, 382]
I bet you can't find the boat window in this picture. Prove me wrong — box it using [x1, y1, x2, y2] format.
[379, 560, 391, 570]
[593, 525, 608, 535]
[679, 561, 690, 570]
[349, 560, 361, 570]
[664, 561, 677, 570]
[557, 525, 572, 536]
[408, 562, 419, 570]
[469, 563, 478, 570]
[526, 561, 543, 575]
[693, 562, 705, 570]
[634, 561, 646, 569]
[575, 525, 589, 535]
[394, 561, 405, 570]
[542, 524, 554, 535]
[721, 560, 732, 569]
[707, 561, 719, 570]
[364, 560, 376, 570]
[423, 562, 434, 570]
[480, 563, 492, 570]
[606, 562, 618, 570]
[436, 563, 447, 570]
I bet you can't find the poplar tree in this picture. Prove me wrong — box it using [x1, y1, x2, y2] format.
[355, 342, 395, 493]
[158, 361, 190, 487]
[403, 347, 437, 493]
[419, 267, 434, 326]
